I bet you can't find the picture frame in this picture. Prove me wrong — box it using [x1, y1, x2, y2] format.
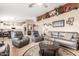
[52, 20, 65, 27]
[66, 17, 74, 25]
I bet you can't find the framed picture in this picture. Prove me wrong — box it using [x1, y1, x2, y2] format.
[66, 17, 74, 25]
[52, 20, 65, 27]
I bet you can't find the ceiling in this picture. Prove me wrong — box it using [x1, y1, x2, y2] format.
[0, 3, 65, 22]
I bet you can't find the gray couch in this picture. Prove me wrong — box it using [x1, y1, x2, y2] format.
[48, 31, 79, 50]
[11, 31, 30, 48]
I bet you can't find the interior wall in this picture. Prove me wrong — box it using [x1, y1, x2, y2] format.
[36, 9, 79, 35]
[0, 17, 36, 31]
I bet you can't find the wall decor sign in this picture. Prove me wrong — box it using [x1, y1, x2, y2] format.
[57, 6, 64, 15]
[49, 8, 58, 17]
[57, 3, 78, 15]
[37, 16, 42, 21]
[63, 3, 78, 12]
[52, 20, 65, 27]
[42, 12, 50, 19]
[37, 3, 78, 21]
[66, 17, 74, 25]
[44, 23, 52, 26]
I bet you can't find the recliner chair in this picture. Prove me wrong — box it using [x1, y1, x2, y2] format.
[32, 31, 44, 42]
[11, 31, 30, 48]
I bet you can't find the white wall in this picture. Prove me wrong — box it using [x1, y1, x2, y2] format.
[37, 9, 79, 34]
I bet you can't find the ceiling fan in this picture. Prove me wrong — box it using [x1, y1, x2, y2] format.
[28, 3, 48, 8]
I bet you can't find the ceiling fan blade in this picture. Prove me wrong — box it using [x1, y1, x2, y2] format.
[29, 3, 35, 8]
[43, 4, 48, 8]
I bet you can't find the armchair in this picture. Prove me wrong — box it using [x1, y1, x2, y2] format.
[11, 31, 30, 48]
[32, 31, 44, 42]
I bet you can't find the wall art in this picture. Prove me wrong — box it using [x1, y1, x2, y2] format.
[44, 23, 52, 26]
[66, 17, 74, 25]
[52, 20, 65, 27]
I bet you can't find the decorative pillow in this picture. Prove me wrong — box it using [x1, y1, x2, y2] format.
[0, 44, 6, 53]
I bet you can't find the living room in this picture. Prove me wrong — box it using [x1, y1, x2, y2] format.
[0, 1, 79, 57]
